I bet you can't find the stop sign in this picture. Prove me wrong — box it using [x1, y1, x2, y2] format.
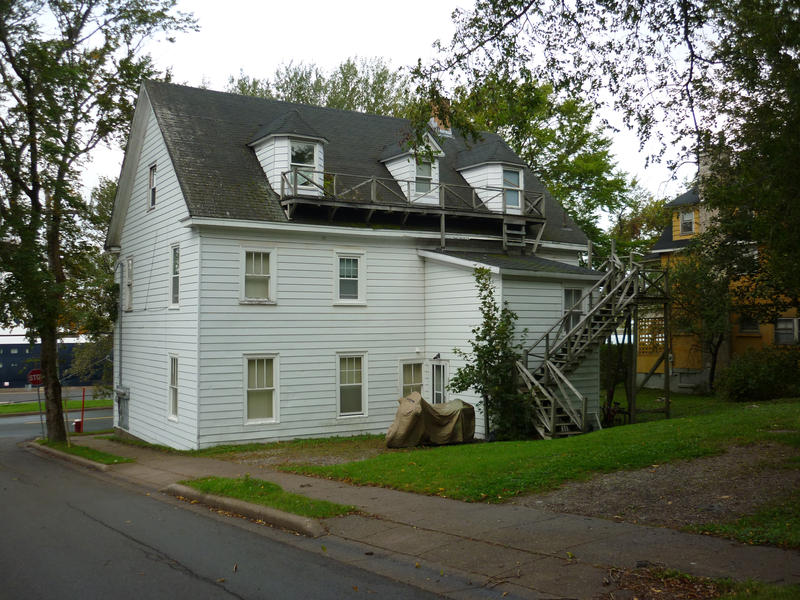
[27, 369, 42, 386]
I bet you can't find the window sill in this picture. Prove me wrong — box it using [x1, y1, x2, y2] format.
[334, 300, 366, 307]
[736, 332, 762, 337]
[245, 418, 279, 426]
[240, 299, 277, 306]
[337, 412, 367, 420]
[168, 304, 180, 310]
[167, 415, 178, 423]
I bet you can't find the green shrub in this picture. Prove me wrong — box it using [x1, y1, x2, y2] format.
[716, 346, 800, 402]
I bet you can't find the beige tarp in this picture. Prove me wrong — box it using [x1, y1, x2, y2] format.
[385, 392, 475, 448]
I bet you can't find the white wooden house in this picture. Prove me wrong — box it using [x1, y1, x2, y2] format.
[106, 81, 603, 450]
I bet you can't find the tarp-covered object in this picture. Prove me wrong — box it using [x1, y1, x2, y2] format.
[386, 392, 475, 448]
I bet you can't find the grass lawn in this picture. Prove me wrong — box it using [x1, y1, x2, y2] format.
[180, 475, 355, 519]
[0, 397, 112, 415]
[282, 399, 800, 502]
[686, 488, 800, 549]
[38, 439, 133, 465]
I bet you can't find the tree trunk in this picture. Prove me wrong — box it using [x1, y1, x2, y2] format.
[40, 329, 66, 442]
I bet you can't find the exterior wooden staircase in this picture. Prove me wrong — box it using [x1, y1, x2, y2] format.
[516, 253, 666, 439]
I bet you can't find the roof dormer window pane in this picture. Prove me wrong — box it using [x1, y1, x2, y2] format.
[290, 141, 315, 187]
[503, 168, 521, 210]
[415, 161, 432, 194]
[680, 210, 694, 234]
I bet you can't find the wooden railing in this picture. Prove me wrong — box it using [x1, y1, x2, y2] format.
[279, 168, 546, 218]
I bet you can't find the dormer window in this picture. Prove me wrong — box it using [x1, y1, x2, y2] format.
[415, 161, 432, 194]
[680, 210, 694, 234]
[503, 168, 522, 212]
[290, 140, 316, 187]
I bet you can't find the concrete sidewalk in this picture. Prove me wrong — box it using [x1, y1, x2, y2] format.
[65, 435, 800, 599]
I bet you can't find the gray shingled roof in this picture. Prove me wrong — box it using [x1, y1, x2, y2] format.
[144, 81, 588, 245]
[455, 138, 526, 169]
[666, 188, 699, 208]
[249, 109, 327, 145]
[431, 250, 598, 277]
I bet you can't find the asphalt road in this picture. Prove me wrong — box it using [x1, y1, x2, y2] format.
[0, 408, 113, 438]
[0, 435, 440, 599]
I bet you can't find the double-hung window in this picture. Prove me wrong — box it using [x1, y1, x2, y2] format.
[415, 161, 432, 194]
[148, 164, 157, 209]
[401, 362, 423, 397]
[124, 257, 133, 311]
[338, 354, 365, 416]
[290, 140, 316, 188]
[170, 245, 180, 306]
[680, 211, 694, 234]
[776, 318, 799, 345]
[246, 356, 277, 422]
[431, 362, 447, 404]
[242, 250, 273, 302]
[564, 288, 583, 332]
[335, 251, 365, 303]
[168, 355, 178, 419]
[502, 168, 521, 211]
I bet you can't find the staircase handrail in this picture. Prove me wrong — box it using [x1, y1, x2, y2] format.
[524, 257, 634, 360]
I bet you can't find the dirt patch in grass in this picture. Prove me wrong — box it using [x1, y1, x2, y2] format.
[221, 435, 391, 467]
[514, 443, 800, 530]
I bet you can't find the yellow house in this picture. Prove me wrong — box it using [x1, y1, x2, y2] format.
[638, 189, 798, 392]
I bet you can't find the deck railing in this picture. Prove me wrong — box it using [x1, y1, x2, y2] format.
[279, 168, 546, 218]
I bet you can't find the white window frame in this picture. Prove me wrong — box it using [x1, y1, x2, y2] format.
[148, 164, 157, 210]
[680, 210, 694, 234]
[775, 318, 799, 345]
[502, 168, 522, 213]
[240, 247, 276, 304]
[563, 287, 583, 333]
[337, 352, 367, 417]
[168, 354, 178, 420]
[124, 257, 133, 312]
[334, 250, 366, 305]
[290, 139, 317, 189]
[169, 244, 180, 307]
[399, 360, 423, 398]
[243, 354, 279, 424]
[415, 161, 432, 195]
[431, 360, 448, 404]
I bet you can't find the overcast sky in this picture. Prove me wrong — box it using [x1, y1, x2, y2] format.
[86, 0, 686, 202]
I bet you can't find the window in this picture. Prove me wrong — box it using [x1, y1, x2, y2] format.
[401, 362, 423, 397]
[10, 348, 18, 355]
[680, 210, 694, 234]
[739, 316, 760, 334]
[168, 355, 178, 418]
[242, 250, 273, 302]
[290, 140, 315, 187]
[564, 288, 583, 332]
[170, 245, 180, 306]
[502, 168, 521, 210]
[415, 161, 432, 194]
[775, 318, 799, 345]
[148, 164, 157, 209]
[432, 362, 447, 404]
[338, 354, 365, 416]
[335, 252, 365, 303]
[124, 257, 133, 311]
[246, 356, 277, 422]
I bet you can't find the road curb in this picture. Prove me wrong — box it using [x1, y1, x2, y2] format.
[24, 441, 111, 472]
[162, 483, 328, 538]
[0, 406, 112, 418]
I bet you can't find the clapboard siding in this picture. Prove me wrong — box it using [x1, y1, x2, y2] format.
[115, 106, 199, 450]
[195, 230, 428, 447]
[503, 275, 600, 423]
[422, 259, 489, 437]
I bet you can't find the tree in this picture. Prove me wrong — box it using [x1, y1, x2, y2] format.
[227, 57, 411, 116]
[413, 0, 800, 297]
[0, 1, 195, 441]
[449, 268, 532, 440]
[669, 240, 732, 391]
